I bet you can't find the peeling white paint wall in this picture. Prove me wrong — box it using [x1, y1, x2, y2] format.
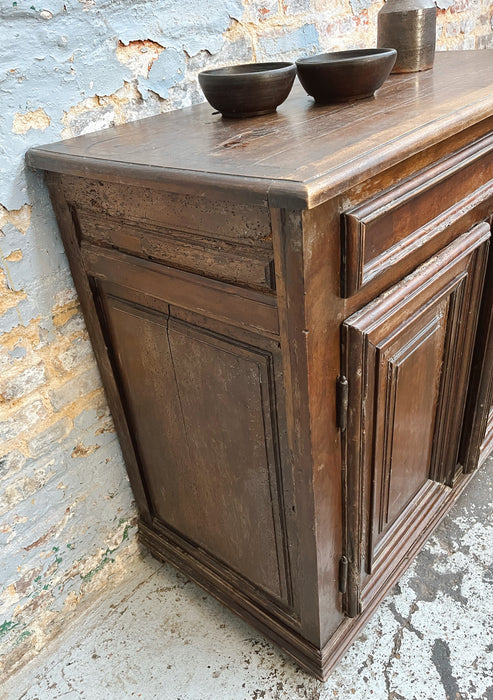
[1, 0, 492, 681]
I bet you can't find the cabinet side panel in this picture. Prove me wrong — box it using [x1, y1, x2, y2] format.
[101, 292, 288, 602]
[44, 175, 153, 523]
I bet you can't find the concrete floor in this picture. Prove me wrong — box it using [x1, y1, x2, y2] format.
[3, 459, 492, 700]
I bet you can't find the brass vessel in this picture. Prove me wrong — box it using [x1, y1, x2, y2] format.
[377, 0, 437, 73]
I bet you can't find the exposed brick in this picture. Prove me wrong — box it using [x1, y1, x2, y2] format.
[53, 287, 78, 308]
[27, 418, 72, 458]
[0, 204, 31, 235]
[0, 348, 12, 370]
[0, 467, 56, 516]
[71, 441, 101, 458]
[476, 35, 493, 49]
[283, 0, 310, 14]
[55, 311, 85, 336]
[349, 0, 372, 14]
[12, 108, 51, 135]
[445, 22, 460, 37]
[14, 567, 43, 596]
[460, 18, 474, 33]
[450, 0, 471, 11]
[49, 366, 101, 412]
[1, 399, 49, 442]
[247, 0, 278, 22]
[0, 363, 47, 403]
[462, 35, 476, 49]
[52, 337, 93, 374]
[0, 451, 26, 480]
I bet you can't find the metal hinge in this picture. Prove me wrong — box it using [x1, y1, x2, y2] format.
[339, 555, 348, 594]
[336, 375, 348, 431]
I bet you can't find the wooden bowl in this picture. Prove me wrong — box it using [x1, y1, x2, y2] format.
[296, 48, 397, 104]
[198, 62, 296, 118]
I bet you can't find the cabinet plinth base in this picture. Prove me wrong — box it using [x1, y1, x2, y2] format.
[139, 462, 486, 680]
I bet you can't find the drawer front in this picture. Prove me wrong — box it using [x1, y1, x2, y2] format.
[342, 133, 493, 297]
[58, 174, 276, 293]
[81, 243, 279, 338]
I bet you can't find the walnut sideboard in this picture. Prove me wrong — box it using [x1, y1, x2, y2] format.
[27, 50, 493, 679]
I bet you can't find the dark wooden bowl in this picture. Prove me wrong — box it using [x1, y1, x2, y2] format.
[198, 62, 296, 118]
[296, 48, 397, 104]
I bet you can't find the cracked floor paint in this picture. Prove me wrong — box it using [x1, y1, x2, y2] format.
[2, 458, 492, 700]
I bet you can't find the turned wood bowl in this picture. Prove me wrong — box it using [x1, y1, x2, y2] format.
[296, 48, 397, 104]
[198, 62, 296, 118]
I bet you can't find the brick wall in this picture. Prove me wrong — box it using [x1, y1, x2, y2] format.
[1, 0, 492, 680]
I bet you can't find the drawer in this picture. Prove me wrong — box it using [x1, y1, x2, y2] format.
[58, 174, 276, 293]
[342, 133, 493, 297]
[81, 243, 280, 338]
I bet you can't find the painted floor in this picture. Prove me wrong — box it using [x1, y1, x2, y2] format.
[2, 458, 492, 700]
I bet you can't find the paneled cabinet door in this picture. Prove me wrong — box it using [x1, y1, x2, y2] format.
[79, 242, 298, 620]
[341, 223, 490, 618]
[459, 219, 493, 472]
[86, 259, 295, 614]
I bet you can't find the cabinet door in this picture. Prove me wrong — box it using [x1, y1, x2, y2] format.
[341, 224, 490, 617]
[459, 219, 493, 471]
[82, 245, 294, 613]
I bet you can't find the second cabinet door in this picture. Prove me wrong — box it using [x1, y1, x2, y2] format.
[341, 223, 490, 617]
[82, 244, 296, 617]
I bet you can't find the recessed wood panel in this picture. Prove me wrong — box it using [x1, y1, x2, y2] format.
[375, 309, 447, 541]
[99, 291, 291, 604]
[74, 208, 276, 292]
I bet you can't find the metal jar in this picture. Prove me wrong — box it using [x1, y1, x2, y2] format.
[377, 0, 437, 73]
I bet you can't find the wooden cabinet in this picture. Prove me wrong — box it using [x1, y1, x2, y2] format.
[27, 50, 493, 680]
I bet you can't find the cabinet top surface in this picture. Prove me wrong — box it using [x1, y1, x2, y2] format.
[28, 51, 493, 208]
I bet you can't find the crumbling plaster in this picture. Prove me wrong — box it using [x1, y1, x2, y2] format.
[1, 0, 492, 682]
